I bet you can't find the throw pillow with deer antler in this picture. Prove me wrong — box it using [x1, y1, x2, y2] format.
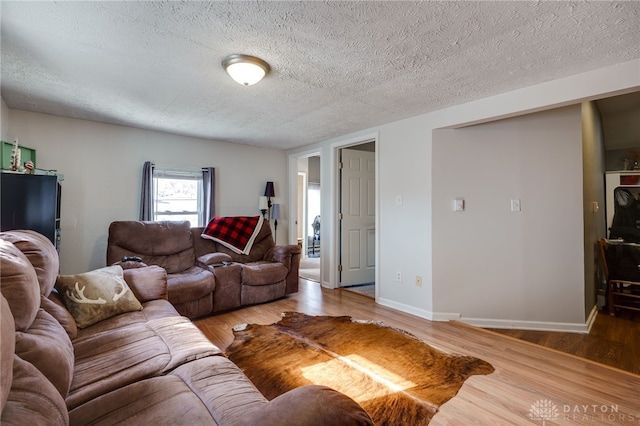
[55, 265, 143, 328]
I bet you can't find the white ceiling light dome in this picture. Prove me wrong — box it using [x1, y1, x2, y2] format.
[222, 54, 271, 86]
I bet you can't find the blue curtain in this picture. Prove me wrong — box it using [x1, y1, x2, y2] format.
[140, 161, 154, 221]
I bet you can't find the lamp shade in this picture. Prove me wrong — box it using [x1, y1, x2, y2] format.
[258, 196, 268, 210]
[264, 181, 275, 197]
[222, 54, 270, 86]
[271, 204, 280, 220]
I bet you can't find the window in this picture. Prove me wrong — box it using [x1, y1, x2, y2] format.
[153, 169, 203, 226]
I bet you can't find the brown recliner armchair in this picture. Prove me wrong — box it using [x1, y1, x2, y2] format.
[192, 220, 301, 310]
[107, 221, 215, 318]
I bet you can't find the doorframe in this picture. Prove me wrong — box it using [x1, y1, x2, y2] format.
[297, 171, 308, 255]
[331, 132, 379, 296]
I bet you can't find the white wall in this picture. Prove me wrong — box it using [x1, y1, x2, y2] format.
[288, 59, 640, 329]
[433, 106, 585, 326]
[375, 118, 432, 314]
[0, 97, 9, 140]
[6, 110, 288, 274]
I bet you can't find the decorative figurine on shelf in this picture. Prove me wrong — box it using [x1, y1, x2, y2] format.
[10, 139, 21, 172]
[24, 161, 34, 174]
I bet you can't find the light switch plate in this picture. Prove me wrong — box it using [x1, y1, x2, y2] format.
[454, 198, 465, 211]
[511, 198, 521, 212]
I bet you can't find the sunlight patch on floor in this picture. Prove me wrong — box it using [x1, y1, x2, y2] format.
[301, 353, 415, 402]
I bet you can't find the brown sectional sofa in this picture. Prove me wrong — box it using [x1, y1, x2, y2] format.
[0, 229, 373, 425]
[107, 219, 301, 319]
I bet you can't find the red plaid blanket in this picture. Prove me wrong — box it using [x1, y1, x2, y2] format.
[201, 216, 264, 255]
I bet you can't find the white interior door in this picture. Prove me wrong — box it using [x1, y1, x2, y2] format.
[340, 148, 375, 286]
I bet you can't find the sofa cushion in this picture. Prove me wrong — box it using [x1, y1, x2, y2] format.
[2, 356, 69, 426]
[197, 251, 232, 266]
[73, 299, 178, 341]
[170, 294, 213, 319]
[67, 322, 172, 410]
[14, 309, 74, 399]
[68, 307, 221, 410]
[237, 385, 375, 426]
[107, 221, 196, 274]
[143, 316, 223, 371]
[242, 262, 288, 286]
[69, 359, 374, 426]
[167, 266, 215, 305]
[1, 295, 15, 413]
[55, 265, 143, 329]
[242, 282, 286, 306]
[170, 356, 268, 424]
[40, 293, 78, 340]
[68, 376, 219, 426]
[0, 240, 40, 332]
[123, 265, 168, 302]
[0, 230, 59, 296]
[140, 299, 184, 321]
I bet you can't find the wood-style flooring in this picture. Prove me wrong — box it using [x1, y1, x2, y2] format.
[195, 279, 640, 425]
[490, 310, 640, 376]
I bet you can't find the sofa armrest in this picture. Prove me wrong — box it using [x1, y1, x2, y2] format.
[237, 385, 373, 426]
[196, 252, 233, 268]
[122, 266, 168, 302]
[265, 245, 301, 294]
[112, 259, 149, 269]
[41, 292, 78, 340]
[264, 245, 301, 268]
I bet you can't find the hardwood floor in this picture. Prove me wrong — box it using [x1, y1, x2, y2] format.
[490, 310, 640, 376]
[195, 279, 640, 425]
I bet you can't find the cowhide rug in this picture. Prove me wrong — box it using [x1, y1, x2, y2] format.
[226, 312, 494, 425]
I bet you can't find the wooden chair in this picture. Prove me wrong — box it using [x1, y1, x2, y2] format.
[598, 238, 640, 316]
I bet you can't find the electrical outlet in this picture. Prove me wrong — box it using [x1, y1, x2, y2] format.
[395, 271, 402, 282]
[415, 275, 422, 287]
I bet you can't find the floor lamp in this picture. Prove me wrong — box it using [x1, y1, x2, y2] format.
[271, 203, 280, 244]
[264, 181, 275, 218]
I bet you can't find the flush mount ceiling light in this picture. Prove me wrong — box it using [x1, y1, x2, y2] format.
[222, 54, 271, 86]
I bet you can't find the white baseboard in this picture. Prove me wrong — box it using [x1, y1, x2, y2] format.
[320, 280, 333, 289]
[376, 297, 450, 321]
[374, 298, 599, 333]
[432, 312, 463, 321]
[459, 305, 600, 334]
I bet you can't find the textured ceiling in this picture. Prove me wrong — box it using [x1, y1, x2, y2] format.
[1, 1, 639, 150]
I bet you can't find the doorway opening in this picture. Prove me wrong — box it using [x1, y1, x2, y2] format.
[338, 141, 376, 298]
[298, 155, 322, 283]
